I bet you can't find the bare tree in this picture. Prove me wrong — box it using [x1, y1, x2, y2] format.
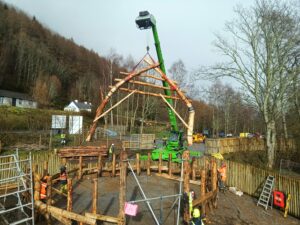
[200, 0, 300, 168]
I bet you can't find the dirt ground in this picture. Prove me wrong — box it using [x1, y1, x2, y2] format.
[50, 172, 300, 225]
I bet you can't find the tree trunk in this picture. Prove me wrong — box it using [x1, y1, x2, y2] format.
[266, 120, 276, 169]
[282, 112, 288, 139]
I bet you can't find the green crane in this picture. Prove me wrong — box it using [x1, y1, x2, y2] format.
[135, 11, 184, 160]
[135, 11, 178, 132]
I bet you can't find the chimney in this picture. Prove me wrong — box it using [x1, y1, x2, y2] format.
[74, 99, 78, 103]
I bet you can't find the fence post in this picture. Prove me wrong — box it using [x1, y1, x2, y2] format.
[158, 153, 162, 174]
[43, 161, 48, 177]
[147, 152, 151, 176]
[168, 154, 172, 176]
[49, 129, 52, 150]
[136, 153, 140, 176]
[112, 153, 116, 177]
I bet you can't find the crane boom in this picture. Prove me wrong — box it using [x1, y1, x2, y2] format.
[136, 11, 178, 132]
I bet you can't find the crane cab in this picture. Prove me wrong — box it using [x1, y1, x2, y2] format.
[135, 11, 156, 30]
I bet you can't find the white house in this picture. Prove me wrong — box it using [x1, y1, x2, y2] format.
[64, 100, 92, 112]
[0, 89, 37, 109]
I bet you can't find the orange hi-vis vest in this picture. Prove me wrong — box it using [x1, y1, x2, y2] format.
[218, 167, 227, 181]
[40, 181, 47, 199]
[60, 172, 67, 180]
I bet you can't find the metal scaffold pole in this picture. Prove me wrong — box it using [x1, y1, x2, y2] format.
[0, 150, 34, 225]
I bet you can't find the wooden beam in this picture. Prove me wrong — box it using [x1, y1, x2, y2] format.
[159, 94, 189, 129]
[51, 187, 67, 197]
[117, 87, 181, 100]
[85, 212, 122, 223]
[35, 200, 97, 225]
[87, 63, 160, 142]
[93, 91, 136, 122]
[192, 190, 218, 207]
[120, 72, 179, 84]
[115, 78, 171, 90]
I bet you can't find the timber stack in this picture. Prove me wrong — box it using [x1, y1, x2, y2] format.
[58, 146, 108, 157]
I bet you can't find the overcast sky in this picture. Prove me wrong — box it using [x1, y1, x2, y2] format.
[3, 0, 256, 88]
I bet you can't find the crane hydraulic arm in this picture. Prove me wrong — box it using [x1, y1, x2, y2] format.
[135, 11, 178, 132]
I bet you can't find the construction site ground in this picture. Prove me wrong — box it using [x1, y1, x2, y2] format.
[50, 172, 300, 225]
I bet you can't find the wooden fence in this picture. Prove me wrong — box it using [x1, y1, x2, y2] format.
[206, 137, 296, 154]
[223, 159, 300, 218]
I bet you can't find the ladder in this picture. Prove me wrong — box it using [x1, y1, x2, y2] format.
[257, 175, 275, 210]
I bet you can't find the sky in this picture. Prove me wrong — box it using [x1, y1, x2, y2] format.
[3, 0, 256, 87]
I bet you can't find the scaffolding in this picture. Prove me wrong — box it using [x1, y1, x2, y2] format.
[0, 150, 34, 225]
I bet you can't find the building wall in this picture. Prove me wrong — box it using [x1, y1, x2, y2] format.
[15, 99, 37, 109]
[0, 97, 37, 109]
[64, 102, 80, 112]
[0, 97, 12, 106]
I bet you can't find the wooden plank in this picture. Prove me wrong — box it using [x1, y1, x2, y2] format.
[193, 190, 218, 207]
[85, 212, 122, 223]
[115, 78, 171, 90]
[117, 87, 181, 100]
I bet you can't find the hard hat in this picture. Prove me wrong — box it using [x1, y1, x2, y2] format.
[193, 208, 200, 218]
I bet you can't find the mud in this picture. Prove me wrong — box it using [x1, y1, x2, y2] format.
[50, 172, 299, 225]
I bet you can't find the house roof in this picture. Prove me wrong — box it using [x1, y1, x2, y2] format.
[0, 89, 34, 101]
[73, 101, 92, 110]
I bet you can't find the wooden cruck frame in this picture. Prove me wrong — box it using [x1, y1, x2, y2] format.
[86, 55, 195, 146]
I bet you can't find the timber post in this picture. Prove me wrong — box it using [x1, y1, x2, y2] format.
[136, 153, 140, 175]
[212, 160, 218, 208]
[158, 153, 162, 174]
[46, 176, 52, 206]
[192, 157, 196, 181]
[34, 173, 41, 201]
[92, 178, 98, 214]
[168, 154, 172, 176]
[67, 178, 73, 212]
[183, 150, 190, 223]
[200, 169, 206, 215]
[118, 150, 127, 225]
[147, 152, 151, 176]
[112, 153, 116, 177]
[97, 155, 102, 177]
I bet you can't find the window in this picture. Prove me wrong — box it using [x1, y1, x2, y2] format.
[18, 99, 22, 105]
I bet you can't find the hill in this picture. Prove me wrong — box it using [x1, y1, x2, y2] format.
[0, 2, 123, 108]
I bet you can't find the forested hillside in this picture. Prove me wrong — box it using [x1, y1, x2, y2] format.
[0, 2, 123, 108]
